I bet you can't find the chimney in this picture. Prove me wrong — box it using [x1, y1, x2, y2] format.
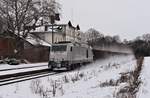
[76, 25, 80, 30]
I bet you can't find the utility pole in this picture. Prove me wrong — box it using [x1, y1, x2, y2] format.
[50, 13, 60, 44]
[50, 15, 55, 43]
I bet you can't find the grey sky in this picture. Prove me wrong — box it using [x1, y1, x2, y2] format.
[59, 0, 150, 40]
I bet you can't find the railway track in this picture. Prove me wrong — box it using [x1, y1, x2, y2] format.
[0, 68, 59, 86]
[0, 65, 48, 71]
[0, 62, 76, 86]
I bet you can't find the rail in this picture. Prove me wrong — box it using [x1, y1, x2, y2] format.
[0, 68, 58, 86]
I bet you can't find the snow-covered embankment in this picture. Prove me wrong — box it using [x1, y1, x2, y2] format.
[0, 54, 137, 98]
[137, 57, 150, 98]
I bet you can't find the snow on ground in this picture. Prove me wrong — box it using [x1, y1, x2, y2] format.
[137, 57, 150, 98]
[0, 54, 136, 98]
[0, 63, 48, 76]
[0, 62, 48, 70]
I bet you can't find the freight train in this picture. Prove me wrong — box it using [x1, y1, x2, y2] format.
[48, 41, 93, 70]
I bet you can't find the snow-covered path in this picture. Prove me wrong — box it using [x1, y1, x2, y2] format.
[137, 57, 150, 98]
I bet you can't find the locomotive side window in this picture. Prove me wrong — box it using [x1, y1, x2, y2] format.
[70, 47, 72, 52]
[86, 50, 88, 58]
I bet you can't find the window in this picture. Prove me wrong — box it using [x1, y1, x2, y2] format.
[70, 47, 72, 52]
[86, 50, 88, 58]
[52, 45, 67, 52]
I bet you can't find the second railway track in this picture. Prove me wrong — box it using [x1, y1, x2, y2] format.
[0, 68, 59, 86]
[0, 65, 48, 72]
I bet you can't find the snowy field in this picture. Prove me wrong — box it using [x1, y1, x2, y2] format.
[137, 57, 150, 98]
[0, 54, 137, 98]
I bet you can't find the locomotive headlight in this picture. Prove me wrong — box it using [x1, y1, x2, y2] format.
[57, 62, 61, 68]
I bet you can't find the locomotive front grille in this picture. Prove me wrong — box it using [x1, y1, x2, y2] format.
[56, 62, 61, 68]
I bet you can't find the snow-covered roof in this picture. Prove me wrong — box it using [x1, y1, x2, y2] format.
[25, 34, 51, 47]
[30, 26, 45, 32]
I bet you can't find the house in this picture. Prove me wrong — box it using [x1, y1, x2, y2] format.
[22, 34, 51, 63]
[0, 32, 51, 63]
[0, 21, 85, 63]
[0, 37, 16, 58]
[30, 21, 85, 44]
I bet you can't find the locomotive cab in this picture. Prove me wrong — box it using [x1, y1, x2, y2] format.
[48, 42, 72, 70]
[48, 41, 93, 70]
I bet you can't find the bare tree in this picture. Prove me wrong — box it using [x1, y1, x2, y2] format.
[0, 0, 60, 37]
[0, 0, 60, 58]
[85, 28, 104, 41]
[105, 35, 113, 43]
[0, 16, 7, 34]
[112, 35, 121, 43]
[142, 33, 150, 42]
[123, 39, 129, 44]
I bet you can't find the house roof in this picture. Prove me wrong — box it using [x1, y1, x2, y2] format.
[30, 25, 65, 33]
[25, 34, 51, 47]
[30, 21, 79, 34]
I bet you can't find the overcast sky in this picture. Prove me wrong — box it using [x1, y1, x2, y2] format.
[58, 0, 150, 40]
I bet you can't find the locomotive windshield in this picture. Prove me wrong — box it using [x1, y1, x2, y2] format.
[51, 45, 67, 52]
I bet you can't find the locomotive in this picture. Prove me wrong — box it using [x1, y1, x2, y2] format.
[48, 41, 93, 70]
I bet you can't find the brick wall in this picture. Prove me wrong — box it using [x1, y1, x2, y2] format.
[0, 38, 15, 58]
[0, 38, 50, 63]
[22, 46, 50, 63]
